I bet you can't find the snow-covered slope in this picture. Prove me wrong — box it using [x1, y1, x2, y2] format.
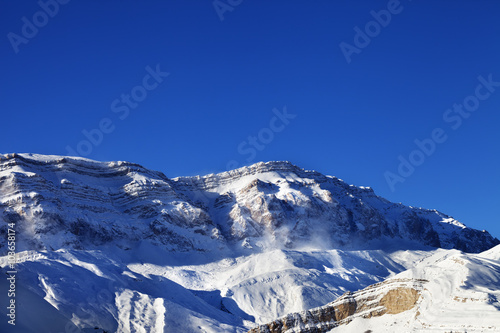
[0, 245, 439, 332]
[0, 153, 498, 332]
[251, 245, 500, 333]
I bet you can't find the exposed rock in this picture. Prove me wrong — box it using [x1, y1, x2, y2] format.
[248, 279, 424, 333]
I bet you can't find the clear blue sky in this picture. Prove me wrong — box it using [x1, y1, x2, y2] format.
[1, 0, 499, 238]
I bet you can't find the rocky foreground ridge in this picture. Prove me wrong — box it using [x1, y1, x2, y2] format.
[0, 153, 498, 254]
[248, 278, 424, 333]
[249, 245, 500, 333]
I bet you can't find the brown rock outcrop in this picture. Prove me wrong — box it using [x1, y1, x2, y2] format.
[248, 278, 426, 333]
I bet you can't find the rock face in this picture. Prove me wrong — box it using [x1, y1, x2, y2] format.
[0, 153, 498, 253]
[247, 279, 424, 333]
[0, 153, 223, 252]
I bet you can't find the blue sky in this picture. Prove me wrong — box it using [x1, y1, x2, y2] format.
[1, 0, 499, 238]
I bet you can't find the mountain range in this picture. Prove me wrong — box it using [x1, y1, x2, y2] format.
[0, 153, 498, 332]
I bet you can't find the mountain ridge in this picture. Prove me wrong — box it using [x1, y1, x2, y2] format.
[0, 153, 498, 254]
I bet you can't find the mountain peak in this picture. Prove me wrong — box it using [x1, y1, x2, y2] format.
[194, 161, 307, 180]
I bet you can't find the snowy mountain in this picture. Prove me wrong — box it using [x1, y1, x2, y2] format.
[0, 153, 499, 332]
[0, 153, 497, 254]
[251, 244, 500, 332]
